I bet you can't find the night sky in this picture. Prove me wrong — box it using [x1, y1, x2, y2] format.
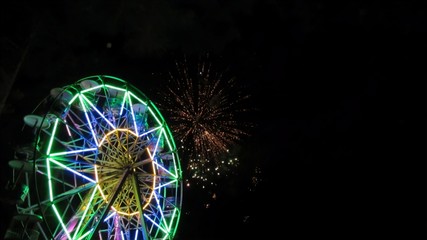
[0, 0, 426, 239]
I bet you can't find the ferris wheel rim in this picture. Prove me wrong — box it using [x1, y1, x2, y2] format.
[13, 75, 183, 240]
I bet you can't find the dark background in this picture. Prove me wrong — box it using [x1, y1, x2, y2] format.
[0, 0, 426, 239]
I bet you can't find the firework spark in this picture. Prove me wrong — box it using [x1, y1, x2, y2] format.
[156, 54, 253, 188]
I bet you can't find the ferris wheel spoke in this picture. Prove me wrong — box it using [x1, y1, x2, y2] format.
[49, 147, 98, 157]
[35, 166, 80, 190]
[64, 105, 96, 140]
[144, 214, 169, 236]
[47, 158, 96, 184]
[70, 186, 102, 239]
[128, 174, 149, 239]
[48, 182, 96, 206]
[125, 91, 140, 136]
[153, 161, 176, 178]
[51, 185, 102, 240]
[154, 179, 178, 190]
[56, 114, 99, 154]
[151, 190, 172, 230]
[131, 158, 152, 168]
[138, 126, 162, 138]
[74, 94, 100, 146]
[80, 94, 116, 130]
[86, 168, 131, 239]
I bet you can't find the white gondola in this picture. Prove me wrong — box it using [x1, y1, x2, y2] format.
[5, 160, 33, 205]
[8, 160, 34, 172]
[80, 79, 101, 93]
[15, 144, 35, 160]
[23, 114, 50, 129]
[4, 213, 42, 240]
[132, 103, 147, 114]
[50, 87, 73, 103]
[159, 152, 174, 160]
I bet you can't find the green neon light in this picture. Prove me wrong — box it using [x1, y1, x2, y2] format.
[171, 161, 178, 177]
[161, 215, 171, 237]
[164, 124, 178, 152]
[52, 204, 72, 240]
[170, 209, 181, 237]
[167, 208, 177, 231]
[46, 118, 59, 155]
[81, 85, 102, 94]
[150, 102, 166, 122]
[120, 91, 128, 115]
[79, 94, 88, 112]
[162, 129, 173, 153]
[73, 186, 98, 239]
[127, 91, 139, 135]
[47, 158, 54, 202]
[78, 230, 92, 240]
[69, 93, 79, 105]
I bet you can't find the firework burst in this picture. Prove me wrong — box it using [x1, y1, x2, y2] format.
[156, 54, 253, 188]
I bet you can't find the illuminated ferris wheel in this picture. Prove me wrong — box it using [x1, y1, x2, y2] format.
[4, 75, 182, 239]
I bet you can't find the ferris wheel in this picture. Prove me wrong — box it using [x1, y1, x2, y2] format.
[3, 75, 182, 240]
